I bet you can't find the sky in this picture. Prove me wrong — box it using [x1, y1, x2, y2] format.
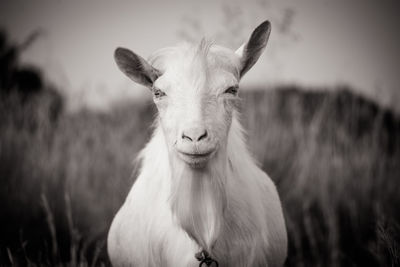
[1, 0, 399, 111]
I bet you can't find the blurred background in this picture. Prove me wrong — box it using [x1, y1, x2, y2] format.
[0, 0, 399, 266]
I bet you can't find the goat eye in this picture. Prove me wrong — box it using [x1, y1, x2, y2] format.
[153, 88, 166, 99]
[224, 86, 238, 95]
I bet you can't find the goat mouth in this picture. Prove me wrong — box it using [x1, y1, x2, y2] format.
[177, 150, 215, 168]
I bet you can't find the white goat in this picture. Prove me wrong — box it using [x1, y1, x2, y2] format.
[108, 21, 287, 267]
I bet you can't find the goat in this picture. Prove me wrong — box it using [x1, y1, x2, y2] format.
[108, 20, 287, 267]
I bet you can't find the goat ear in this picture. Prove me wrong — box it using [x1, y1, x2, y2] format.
[236, 20, 271, 78]
[114, 47, 161, 88]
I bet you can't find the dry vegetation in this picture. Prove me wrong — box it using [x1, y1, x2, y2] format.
[1, 84, 399, 266]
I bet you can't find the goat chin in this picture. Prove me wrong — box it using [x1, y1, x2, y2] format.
[169, 149, 228, 254]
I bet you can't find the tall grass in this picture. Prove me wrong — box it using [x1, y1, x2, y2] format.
[0, 91, 154, 265]
[243, 87, 400, 266]
[0, 86, 399, 266]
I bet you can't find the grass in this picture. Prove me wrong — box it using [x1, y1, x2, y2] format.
[242, 87, 400, 266]
[0, 86, 399, 266]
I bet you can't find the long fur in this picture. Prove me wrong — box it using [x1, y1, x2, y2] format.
[108, 114, 287, 266]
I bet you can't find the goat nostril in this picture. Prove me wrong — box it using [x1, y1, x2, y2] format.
[181, 129, 208, 142]
[182, 132, 193, 141]
[197, 130, 208, 141]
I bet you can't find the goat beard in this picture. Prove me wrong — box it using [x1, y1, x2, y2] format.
[169, 150, 228, 254]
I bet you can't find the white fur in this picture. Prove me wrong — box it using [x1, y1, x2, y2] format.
[108, 32, 287, 267]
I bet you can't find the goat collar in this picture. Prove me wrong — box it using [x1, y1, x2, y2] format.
[195, 250, 219, 267]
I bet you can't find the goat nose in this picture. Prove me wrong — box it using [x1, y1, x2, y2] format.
[182, 127, 208, 142]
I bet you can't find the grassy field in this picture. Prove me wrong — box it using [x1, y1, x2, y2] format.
[0, 86, 399, 266]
